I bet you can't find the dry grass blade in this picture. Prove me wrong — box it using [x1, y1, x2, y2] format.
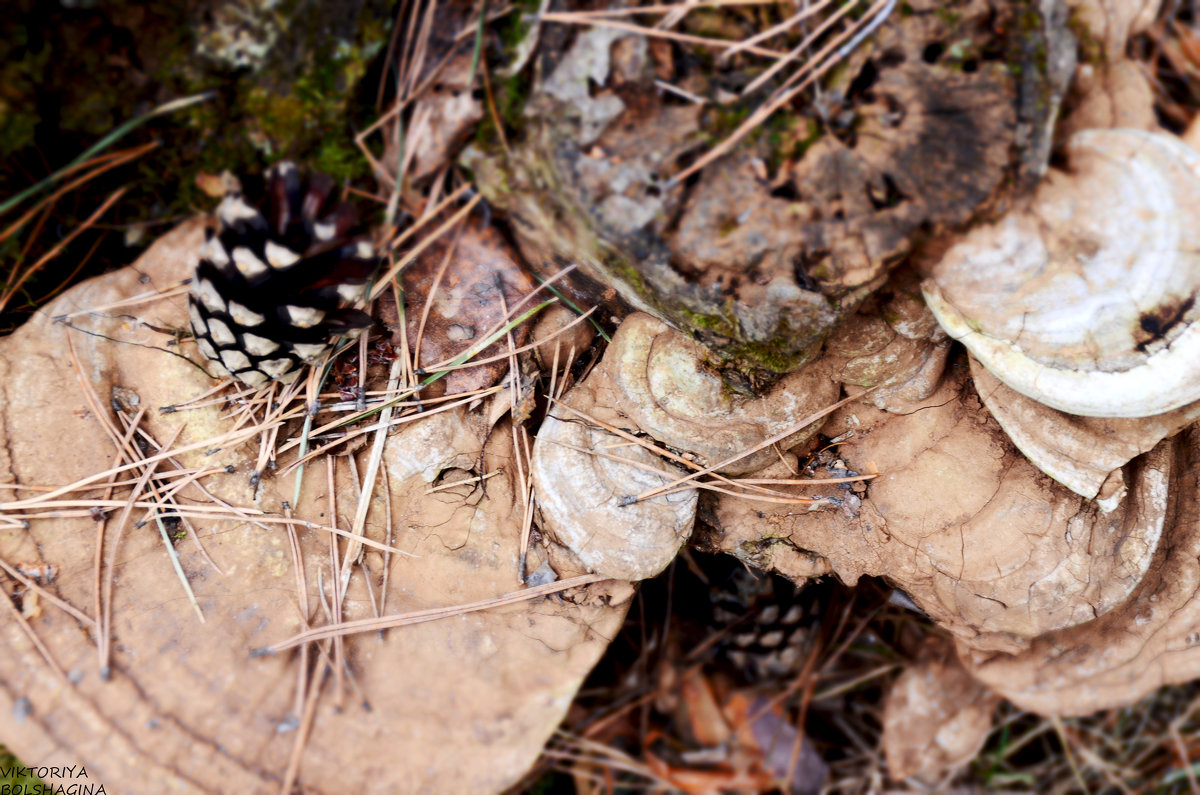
[545, 436, 829, 505]
[543, 397, 793, 500]
[0, 141, 157, 244]
[1, 188, 127, 315]
[277, 386, 503, 469]
[718, 0, 839, 62]
[375, 192, 480, 289]
[262, 573, 607, 652]
[547, 395, 859, 504]
[115, 411, 205, 623]
[0, 91, 210, 220]
[739, 0, 862, 95]
[0, 584, 68, 680]
[340, 354, 408, 577]
[424, 469, 501, 494]
[539, 12, 788, 58]
[54, 282, 190, 324]
[0, 420, 274, 511]
[631, 391, 867, 503]
[544, 731, 675, 787]
[670, 0, 896, 184]
[418, 302, 589, 375]
[279, 648, 327, 795]
[557, 0, 784, 17]
[0, 557, 95, 628]
[99, 417, 177, 674]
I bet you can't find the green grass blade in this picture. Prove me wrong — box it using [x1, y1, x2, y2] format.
[0, 91, 215, 218]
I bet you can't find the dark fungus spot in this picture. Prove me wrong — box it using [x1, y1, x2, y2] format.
[1136, 295, 1195, 350]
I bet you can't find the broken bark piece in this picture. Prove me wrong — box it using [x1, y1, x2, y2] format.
[469, 0, 1043, 381]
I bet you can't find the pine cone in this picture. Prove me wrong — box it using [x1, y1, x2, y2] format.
[188, 162, 379, 388]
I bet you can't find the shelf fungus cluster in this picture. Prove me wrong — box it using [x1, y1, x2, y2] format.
[531, 313, 839, 581]
[923, 128, 1200, 505]
[691, 126, 1200, 716]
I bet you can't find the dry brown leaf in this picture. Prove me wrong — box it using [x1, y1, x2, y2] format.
[0, 219, 630, 791]
[397, 217, 535, 395]
[882, 636, 1000, 782]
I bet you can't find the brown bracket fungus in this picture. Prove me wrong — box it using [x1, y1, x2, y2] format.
[823, 269, 953, 412]
[608, 314, 840, 475]
[700, 365, 1175, 656]
[971, 358, 1200, 507]
[958, 425, 1200, 716]
[0, 220, 631, 791]
[532, 407, 698, 583]
[881, 637, 1000, 783]
[531, 312, 843, 580]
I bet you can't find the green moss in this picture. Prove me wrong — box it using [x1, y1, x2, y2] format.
[766, 115, 822, 172]
[238, 32, 383, 181]
[475, 67, 533, 151]
[471, 0, 542, 150]
[1066, 6, 1105, 65]
[0, 747, 45, 789]
[705, 103, 753, 142]
[0, 23, 50, 159]
[1010, 0, 1053, 119]
[604, 248, 654, 300]
[675, 302, 820, 377]
[676, 301, 739, 338]
[500, 0, 544, 52]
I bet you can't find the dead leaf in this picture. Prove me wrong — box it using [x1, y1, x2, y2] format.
[882, 636, 999, 782]
[0, 219, 630, 791]
[396, 217, 535, 396]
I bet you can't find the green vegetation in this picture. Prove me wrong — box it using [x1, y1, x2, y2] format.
[0, 747, 44, 790]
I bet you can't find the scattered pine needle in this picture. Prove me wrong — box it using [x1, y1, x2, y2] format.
[261, 573, 607, 653]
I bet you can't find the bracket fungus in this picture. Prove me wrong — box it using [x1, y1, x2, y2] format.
[823, 269, 953, 412]
[701, 364, 1175, 657]
[609, 314, 840, 476]
[530, 327, 699, 582]
[531, 313, 840, 580]
[532, 408, 698, 583]
[693, 126, 1200, 714]
[923, 128, 1200, 420]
